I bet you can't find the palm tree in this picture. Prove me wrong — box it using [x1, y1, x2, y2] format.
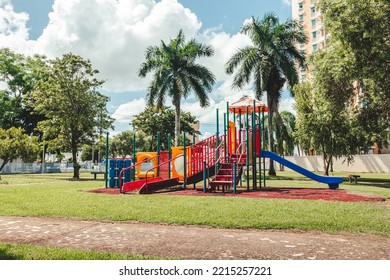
[138, 30, 216, 146]
[263, 111, 296, 157]
[225, 13, 306, 175]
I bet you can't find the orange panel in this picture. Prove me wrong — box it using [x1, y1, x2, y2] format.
[136, 152, 158, 179]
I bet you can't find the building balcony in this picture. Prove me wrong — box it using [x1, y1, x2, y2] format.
[311, 22, 324, 31]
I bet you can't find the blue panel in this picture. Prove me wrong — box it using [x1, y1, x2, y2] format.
[109, 169, 116, 178]
[125, 159, 132, 167]
[109, 160, 116, 169]
[109, 178, 116, 188]
[117, 160, 124, 168]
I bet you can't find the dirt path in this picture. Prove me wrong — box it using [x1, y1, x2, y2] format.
[0, 216, 389, 260]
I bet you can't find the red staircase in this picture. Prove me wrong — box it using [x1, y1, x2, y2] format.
[208, 160, 244, 192]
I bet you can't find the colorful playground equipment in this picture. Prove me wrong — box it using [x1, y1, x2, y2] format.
[105, 95, 343, 194]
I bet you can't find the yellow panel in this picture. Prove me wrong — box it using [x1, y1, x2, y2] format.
[136, 152, 158, 179]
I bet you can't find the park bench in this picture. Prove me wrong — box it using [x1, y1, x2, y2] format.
[348, 174, 360, 184]
[91, 171, 106, 180]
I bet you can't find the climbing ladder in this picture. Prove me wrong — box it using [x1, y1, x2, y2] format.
[208, 141, 245, 193]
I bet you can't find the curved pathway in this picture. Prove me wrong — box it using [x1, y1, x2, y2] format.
[0, 216, 389, 260]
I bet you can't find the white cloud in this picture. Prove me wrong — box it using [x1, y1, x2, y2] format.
[279, 97, 296, 113]
[35, 0, 201, 92]
[282, 0, 292, 7]
[0, 0, 35, 54]
[111, 98, 146, 123]
[197, 29, 252, 82]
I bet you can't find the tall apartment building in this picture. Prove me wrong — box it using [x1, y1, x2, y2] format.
[292, 0, 328, 81]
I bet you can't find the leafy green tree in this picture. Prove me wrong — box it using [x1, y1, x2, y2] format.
[132, 106, 199, 151]
[294, 43, 357, 175]
[80, 143, 104, 162]
[319, 0, 390, 152]
[29, 53, 114, 179]
[225, 13, 306, 175]
[0, 48, 47, 134]
[0, 127, 40, 173]
[138, 30, 215, 146]
[108, 130, 147, 158]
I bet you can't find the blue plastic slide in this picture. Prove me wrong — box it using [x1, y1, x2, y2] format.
[261, 151, 343, 189]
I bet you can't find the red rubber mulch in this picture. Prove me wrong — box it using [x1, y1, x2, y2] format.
[88, 187, 385, 202]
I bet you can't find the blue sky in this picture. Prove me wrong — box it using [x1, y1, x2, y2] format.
[2, 0, 293, 138]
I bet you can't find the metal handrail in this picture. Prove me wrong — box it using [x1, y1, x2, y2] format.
[235, 141, 245, 165]
[215, 137, 225, 164]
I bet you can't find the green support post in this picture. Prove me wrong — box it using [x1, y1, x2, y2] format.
[132, 133, 136, 181]
[262, 110, 266, 187]
[168, 133, 171, 179]
[252, 101, 256, 190]
[157, 132, 160, 177]
[223, 113, 227, 163]
[245, 106, 249, 191]
[239, 109, 242, 187]
[258, 107, 262, 188]
[193, 133, 196, 189]
[105, 132, 109, 188]
[183, 133, 187, 189]
[216, 109, 220, 140]
[216, 108, 220, 175]
[226, 102, 229, 161]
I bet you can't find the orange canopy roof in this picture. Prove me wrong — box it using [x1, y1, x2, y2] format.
[228, 95, 269, 113]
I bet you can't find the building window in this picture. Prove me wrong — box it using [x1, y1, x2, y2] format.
[311, 19, 316, 26]
[313, 44, 318, 51]
[298, 2, 303, 9]
[299, 14, 304, 21]
[311, 7, 316, 13]
[312, 31, 317, 39]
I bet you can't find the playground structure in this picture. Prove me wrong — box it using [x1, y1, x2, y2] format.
[105, 96, 343, 194]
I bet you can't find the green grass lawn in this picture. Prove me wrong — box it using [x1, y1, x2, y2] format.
[0, 243, 158, 260]
[0, 172, 389, 237]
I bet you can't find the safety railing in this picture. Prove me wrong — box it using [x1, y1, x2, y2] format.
[184, 134, 225, 178]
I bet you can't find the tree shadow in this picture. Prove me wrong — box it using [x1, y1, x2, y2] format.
[0, 248, 19, 260]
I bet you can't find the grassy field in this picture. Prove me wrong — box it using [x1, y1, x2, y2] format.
[0, 243, 162, 260]
[0, 172, 389, 237]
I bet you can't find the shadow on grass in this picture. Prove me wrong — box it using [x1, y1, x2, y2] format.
[356, 182, 390, 189]
[65, 178, 104, 182]
[0, 248, 19, 260]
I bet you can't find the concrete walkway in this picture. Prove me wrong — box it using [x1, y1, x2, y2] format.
[0, 216, 389, 260]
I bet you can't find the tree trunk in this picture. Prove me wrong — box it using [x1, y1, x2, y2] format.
[174, 98, 181, 146]
[0, 159, 9, 174]
[72, 148, 80, 179]
[267, 94, 276, 176]
[323, 155, 330, 176]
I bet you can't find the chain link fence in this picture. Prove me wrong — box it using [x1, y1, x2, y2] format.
[0, 162, 106, 174]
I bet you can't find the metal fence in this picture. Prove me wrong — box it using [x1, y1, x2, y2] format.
[0, 162, 106, 174]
